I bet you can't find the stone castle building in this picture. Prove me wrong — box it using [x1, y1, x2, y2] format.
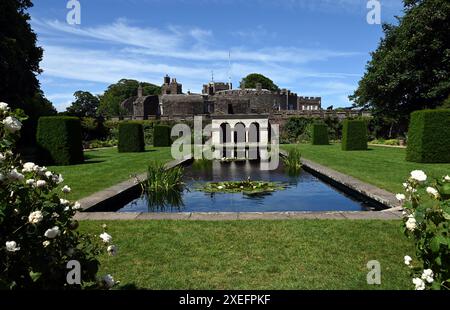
[120, 75, 367, 128]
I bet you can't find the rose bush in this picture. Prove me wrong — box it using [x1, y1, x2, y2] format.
[398, 170, 450, 290]
[0, 102, 117, 289]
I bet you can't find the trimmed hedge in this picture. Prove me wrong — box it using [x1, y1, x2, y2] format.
[36, 116, 84, 165]
[311, 123, 329, 145]
[153, 125, 172, 147]
[341, 120, 368, 151]
[406, 109, 450, 163]
[118, 122, 145, 153]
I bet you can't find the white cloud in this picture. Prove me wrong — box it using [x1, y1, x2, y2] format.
[32, 17, 363, 110]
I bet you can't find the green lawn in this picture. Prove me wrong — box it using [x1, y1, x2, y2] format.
[80, 220, 414, 290]
[49, 147, 173, 200]
[283, 144, 450, 193]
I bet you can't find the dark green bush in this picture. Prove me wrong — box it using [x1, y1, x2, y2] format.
[406, 109, 450, 163]
[36, 116, 84, 165]
[153, 125, 172, 147]
[81, 117, 110, 141]
[341, 120, 368, 151]
[311, 123, 329, 145]
[118, 122, 145, 153]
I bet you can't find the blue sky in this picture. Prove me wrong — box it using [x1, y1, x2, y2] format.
[29, 0, 405, 111]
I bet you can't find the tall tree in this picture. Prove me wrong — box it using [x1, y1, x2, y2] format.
[66, 91, 100, 118]
[0, 0, 43, 110]
[240, 73, 280, 92]
[350, 0, 450, 136]
[98, 79, 161, 117]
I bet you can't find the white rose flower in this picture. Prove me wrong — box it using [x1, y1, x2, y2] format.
[37, 166, 47, 174]
[45, 171, 53, 178]
[6, 241, 20, 252]
[445, 175, 450, 182]
[73, 201, 82, 210]
[404, 255, 412, 266]
[35, 180, 47, 188]
[107, 245, 118, 256]
[26, 179, 35, 186]
[42, 241, 50, 248]
[421, 269, 434, 283]
[413, 278, 425, 290]
[396, 194, 406, 202]
[426, 187, 439, 199]
[28, 211, 43, 224]
[102, 274, 115, 288]
[62, 185, 71, 193]
[8, 168, 24, 181]
[44, 226, 60, 239]
[60, 198, 70, 206]
[406, 216, 417, 231]
[2, 116, 22, 133]
[100, 232, 113, 244]
[22, 162, 37, 173]
[217, 186, 224, 190]
[402, 182, 408, 188]
[53, 174, 64, 184]
[410, 170, 427, 182]
[0, 152, 5, 162]
[0, 102, 10, 111]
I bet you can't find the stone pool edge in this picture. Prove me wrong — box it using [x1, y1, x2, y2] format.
[75, 152, 402, 221]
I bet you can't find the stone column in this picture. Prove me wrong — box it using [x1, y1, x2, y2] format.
[259, 122, 269, 161]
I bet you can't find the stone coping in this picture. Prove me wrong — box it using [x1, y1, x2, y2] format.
[74, 210, 402, 221]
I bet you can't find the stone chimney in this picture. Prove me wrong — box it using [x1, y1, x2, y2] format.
[137, 84, 143, 98]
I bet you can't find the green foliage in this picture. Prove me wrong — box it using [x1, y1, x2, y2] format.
[341, 120, 368, 151]
[84, 139, 117, 150]
[118, 122, 145, 153]
[105, 120, 179, 146]
[406, 109, 450, 163]
[66, 91, 100, 118]
[370, 138, 400, 146]
[153, 125, 172, 147]
[17, 91, 57, 147]
[98, 79, 161, 117]
[239, 73, 279, 92]
[0, 105, 116, 289]
[323, 116, 343, 141]
[311, 123, 329, 145]
[81, 117, 110, 142]
[401, 172, 450, 290]
[0, 0, 44, 112]
[36, 116, 84, 165]
[283, 117, 313, 143]
[283, 117, 342, 144]
[199, 179, 286, 196]
[283, 147, 302, 176]
[141, 161, 184, 209]
[350, 0, 450, 133]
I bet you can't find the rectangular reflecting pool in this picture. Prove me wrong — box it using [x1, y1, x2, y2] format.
[110, 160, 381, 213]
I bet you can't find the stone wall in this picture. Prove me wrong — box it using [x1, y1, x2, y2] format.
[160, 94, 205, 118]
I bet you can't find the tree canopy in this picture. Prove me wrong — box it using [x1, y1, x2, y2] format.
[240, 73, 279, 92]
[98, 79, 161, 117]
[0, 0, 44, 110]
[66, 91, 100, 118]
[350, 0, 450, 135]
